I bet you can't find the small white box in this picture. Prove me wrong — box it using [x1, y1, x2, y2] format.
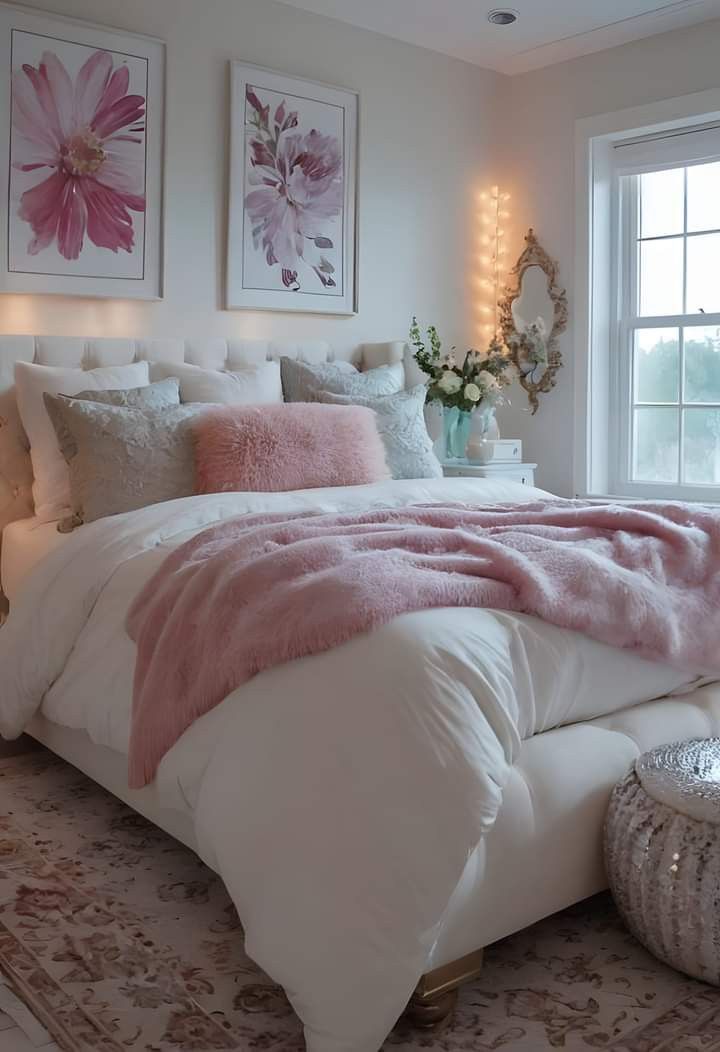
[486, 438, 522, 463]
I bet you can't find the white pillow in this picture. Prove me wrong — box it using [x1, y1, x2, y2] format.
[151, 360, 282, 405]
[15, 360, 150, 522]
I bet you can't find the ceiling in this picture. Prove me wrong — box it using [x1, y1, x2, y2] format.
[276, 0, 720, 74]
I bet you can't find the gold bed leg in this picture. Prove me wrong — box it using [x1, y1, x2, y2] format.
[405, 947, 484, 1029]
[405, 987, 459, 1028]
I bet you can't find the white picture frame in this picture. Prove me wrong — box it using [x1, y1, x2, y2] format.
[0, 2, 165, 300]
[227, 61, 358, 315]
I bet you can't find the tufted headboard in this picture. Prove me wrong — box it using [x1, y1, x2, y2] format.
[0, 334, 347, 610]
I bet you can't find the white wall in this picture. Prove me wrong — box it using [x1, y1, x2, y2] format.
[6, 0, 720, 489]
[497, 18, 720, 496]
[0, 0, 502, 359]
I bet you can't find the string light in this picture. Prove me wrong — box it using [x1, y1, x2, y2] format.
[477, 185, 511, 342]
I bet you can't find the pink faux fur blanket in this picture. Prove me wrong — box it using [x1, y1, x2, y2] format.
[126, 499, 720, 787]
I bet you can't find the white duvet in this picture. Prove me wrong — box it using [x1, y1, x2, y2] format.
[0, 477, 700, 1051]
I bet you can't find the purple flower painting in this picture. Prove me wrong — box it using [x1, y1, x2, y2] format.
[11, 48, 146, 262]
[244, 85, 343, 292]
[228, 64, 357, 314]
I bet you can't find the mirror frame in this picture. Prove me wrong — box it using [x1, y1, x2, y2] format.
[499, 228, 568, 415]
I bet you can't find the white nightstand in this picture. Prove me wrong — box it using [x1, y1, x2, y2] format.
[442, 460, 537, 487]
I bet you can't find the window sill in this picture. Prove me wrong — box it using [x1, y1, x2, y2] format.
[577, 491, 720, 504]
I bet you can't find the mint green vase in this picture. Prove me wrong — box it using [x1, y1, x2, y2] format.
[443, 407, 472, 459]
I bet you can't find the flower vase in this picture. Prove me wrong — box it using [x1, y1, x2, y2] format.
[477, 403, 496, 437]
[443, 406, 472, 460]
[467, 404, 497, 464]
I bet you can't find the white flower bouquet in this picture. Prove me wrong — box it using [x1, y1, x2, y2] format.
[409, 318, 515, 413]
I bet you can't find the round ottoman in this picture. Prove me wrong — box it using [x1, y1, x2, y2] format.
[605, 738, 720, 986]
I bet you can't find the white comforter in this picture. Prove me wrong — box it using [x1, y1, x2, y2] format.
[0, 478, 699, 1051]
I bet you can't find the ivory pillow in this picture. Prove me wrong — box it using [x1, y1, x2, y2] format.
[151, 360, 282, 405]
[280, 357, 404, 402]
[15, 360, 150, 522]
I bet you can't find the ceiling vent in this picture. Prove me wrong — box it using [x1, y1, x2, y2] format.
[487, 9, 518, 25]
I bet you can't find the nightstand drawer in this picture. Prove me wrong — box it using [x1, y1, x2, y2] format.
[442, 463, 537, 487]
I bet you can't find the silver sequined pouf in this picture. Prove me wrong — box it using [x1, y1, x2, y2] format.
[605, 738, 720, 986]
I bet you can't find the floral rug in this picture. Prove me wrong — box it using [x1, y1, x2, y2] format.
[0, 750, 717, 1051]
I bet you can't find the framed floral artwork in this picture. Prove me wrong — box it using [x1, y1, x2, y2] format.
[0, 3, 165, 299]
[227, 62, 358, 315]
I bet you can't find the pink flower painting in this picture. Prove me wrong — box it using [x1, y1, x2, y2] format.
[244, 85, 343, 292]
[11, 47, 146, 261]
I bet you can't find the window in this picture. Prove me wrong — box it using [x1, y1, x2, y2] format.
[617, 158, 720, 495]
[581, 111, 720, 501]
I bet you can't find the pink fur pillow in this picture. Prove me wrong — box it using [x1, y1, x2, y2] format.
[194, 403, 390, 493]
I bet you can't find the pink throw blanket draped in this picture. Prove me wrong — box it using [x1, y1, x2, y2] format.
[126, 500, 720, 787]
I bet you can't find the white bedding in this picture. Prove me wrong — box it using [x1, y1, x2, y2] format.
[0, 477, 701, 1052]
[1, 516, 70, 603]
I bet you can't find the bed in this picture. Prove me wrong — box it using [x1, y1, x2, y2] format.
[1, 516, 70, 603]
[2, 334, 720, 1052]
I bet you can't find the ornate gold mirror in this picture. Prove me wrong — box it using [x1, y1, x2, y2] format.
[500, 229, 568, 414]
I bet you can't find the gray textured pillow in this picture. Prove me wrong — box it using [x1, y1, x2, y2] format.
[280, 357, 404, 402]
[319, 386, 442, 480]
[44, 378, 181, 467]
[43, 398, 210, 529]
[72, 377, 180, 409]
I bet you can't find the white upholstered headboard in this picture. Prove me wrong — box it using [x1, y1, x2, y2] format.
[0, 334, 404, 609]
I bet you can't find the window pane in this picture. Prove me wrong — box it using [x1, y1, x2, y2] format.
[639, 238, 683, 316]
[686, 232, 720, 314]
[683, 409, 720, 484]
[633, 407, 678, 482]
[640, 168, 684, 238]
[687, 161, 720, 233]
[634, 328, 679, 403]
[683, 326, 720, 403]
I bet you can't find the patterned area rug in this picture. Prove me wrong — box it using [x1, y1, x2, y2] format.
[0, 750, 717, 1051]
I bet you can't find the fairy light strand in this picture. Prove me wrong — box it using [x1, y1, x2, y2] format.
[478, 185, 511, 342]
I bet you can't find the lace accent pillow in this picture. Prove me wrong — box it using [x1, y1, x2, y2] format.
[318, 386, 442, 480]
[280, 357, 404, 402]
[44, 379, 181, 469]
[43, 398, 211, 529]
[74, 377, 180, 409]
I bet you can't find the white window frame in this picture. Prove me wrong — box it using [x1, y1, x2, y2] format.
[614, 161, 720, 500]
[575, 89, 720, 501]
